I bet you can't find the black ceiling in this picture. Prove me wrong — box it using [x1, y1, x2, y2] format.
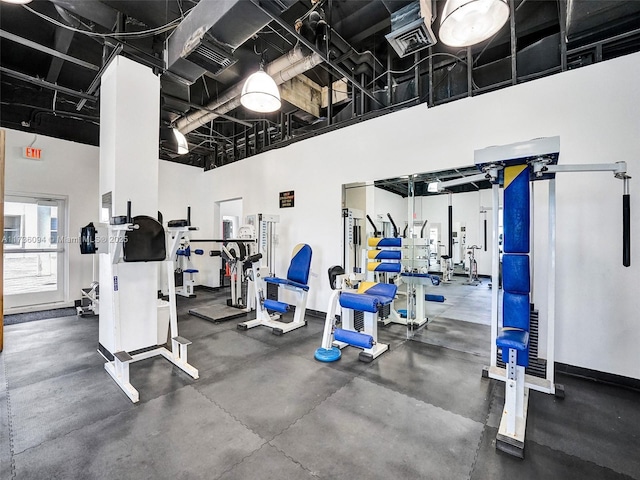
[1, 0, 640, 170]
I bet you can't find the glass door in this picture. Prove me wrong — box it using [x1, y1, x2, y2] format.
[3, 194, 66, 310]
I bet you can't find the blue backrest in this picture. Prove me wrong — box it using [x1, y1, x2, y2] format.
[502, 165, 531, 334]
[502, 254, 530, 294]
[287, 244, 312, 285]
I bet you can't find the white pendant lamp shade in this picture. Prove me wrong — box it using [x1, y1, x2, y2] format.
[240, 69, 281, 113]
[172, 128, 189, 155]
[1, 0, 33, 3]
[440, 0, 510, 47]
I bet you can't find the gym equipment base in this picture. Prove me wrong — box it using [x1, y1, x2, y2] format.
[483, 365, 564, 396]
[496, 388, 529, 459]
[101, 339, 199, 403]
[189, 304, 247, 323]
[237, 316, 306, 335]
[334, 339, 388, 362]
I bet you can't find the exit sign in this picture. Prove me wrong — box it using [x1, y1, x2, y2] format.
[23, 147, 42, 159]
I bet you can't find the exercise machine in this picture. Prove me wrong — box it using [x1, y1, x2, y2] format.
[238, 243, 313, 335]
[77, 223, 100, 316]
[166, 206, 203, 298]
[440, 254, 454, 283]
[465, 245, 481, 285]
[174, 244, 204, 298]
[470, 136, 630, 458]
[315, 265, 396, 363]
[367, 235, 442, 328]
[88, 200, 198, 403]
[92, 56, 197, 403]
[187, 218, 271, 323]
[343, 208, 364, 275]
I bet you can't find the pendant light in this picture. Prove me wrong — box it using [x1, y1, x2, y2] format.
[172, 128, 189, 155]
[439, 0, 510, 48]
[240, 66, 281, 113]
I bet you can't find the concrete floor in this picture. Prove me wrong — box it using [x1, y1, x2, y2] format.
[1, 278, 639, 480]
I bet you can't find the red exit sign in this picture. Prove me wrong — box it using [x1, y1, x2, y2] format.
[23, 147, 43, 159]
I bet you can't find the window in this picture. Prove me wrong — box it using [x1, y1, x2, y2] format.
[3, 215, 22, 246]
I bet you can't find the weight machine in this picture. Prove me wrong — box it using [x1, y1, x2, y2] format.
[170, 207, 203, 298]
[429, 136, 631, 458]
[238, 243, 312, 335]
[86, 201, 198, 403]
[464, 245, 481, 285]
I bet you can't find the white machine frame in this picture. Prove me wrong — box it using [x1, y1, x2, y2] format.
[102, 222, 199, 403]
[238, 255, 309, 335]
[319, 275, 389, 362]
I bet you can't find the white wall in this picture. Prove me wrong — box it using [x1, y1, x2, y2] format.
[4, 52, 638, 379]
[157, 160, 218, 289]
[3, 129, 99, 312]
[196, 52, 640, 379]
[372, 186, 407, 237]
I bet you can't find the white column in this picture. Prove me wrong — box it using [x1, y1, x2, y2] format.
[99, 56, 161, 354]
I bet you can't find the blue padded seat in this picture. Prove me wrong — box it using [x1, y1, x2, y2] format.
[339, 281, 398, 313]
[263, 277, 310, 291]
[497, 330, 530, 367]
[264, 243, 312, 291]
[183, 269, 198, 274]
[357, 282, 397, 305]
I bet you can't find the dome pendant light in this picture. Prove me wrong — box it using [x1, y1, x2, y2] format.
[172, 128, 189, 155]
[240, 66, 281, 113]
[439, 0, 510, 48]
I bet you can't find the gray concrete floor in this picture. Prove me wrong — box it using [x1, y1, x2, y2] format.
[1, 278, 639, 479]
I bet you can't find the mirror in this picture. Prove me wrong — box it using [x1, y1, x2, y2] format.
[341, 165, 502, 351]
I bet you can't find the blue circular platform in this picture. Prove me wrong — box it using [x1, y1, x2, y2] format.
[314, 347, 341, 362]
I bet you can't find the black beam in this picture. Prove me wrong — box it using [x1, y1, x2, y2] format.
[0, 30, 99, 72]
[0, 66, 96, 102]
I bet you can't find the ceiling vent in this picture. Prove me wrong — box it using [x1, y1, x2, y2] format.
[184, 36, 237, 76]
[385, 0, 437, 58]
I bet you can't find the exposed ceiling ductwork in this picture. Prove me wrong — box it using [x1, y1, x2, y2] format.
[165, 0, 298, 85]
[176, 46, 323, 135]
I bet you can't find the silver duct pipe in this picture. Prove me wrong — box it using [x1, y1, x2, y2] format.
[177, 47, 323, 135]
